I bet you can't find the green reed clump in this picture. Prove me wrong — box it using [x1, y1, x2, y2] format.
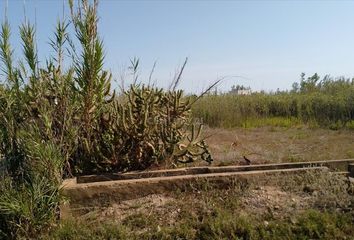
[0, 14, 75, 238]
[192, 76, 354, 129]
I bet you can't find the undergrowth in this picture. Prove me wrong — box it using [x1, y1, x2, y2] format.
[43, 210, 354, 240]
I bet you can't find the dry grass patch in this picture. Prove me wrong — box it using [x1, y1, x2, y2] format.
[200, 127, 354, 166]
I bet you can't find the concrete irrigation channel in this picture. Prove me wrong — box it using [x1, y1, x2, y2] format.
[61, 159, 354, 218]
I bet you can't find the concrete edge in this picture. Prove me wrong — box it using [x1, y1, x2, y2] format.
[76, 158, 354, 183]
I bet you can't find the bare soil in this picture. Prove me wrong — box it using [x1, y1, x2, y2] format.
[203, 126, 354, 166]
[61, 127, 354, 239]
[77, 172, 353, 227]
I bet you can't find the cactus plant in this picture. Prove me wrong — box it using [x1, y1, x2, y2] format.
[95, 84, 213, 172]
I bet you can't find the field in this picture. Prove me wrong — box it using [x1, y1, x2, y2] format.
[203, 126, 354, 165]
[1, 1, 354, 239]
[41, 126, 354, 240]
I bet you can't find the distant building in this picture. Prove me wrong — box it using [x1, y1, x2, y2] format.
[229, 85, 252, 95]
[235, 89, 252, 95]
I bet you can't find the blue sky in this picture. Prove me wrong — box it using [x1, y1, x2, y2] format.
[2, 0, 354, 93]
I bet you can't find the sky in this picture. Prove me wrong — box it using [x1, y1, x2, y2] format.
[1, 0, 354, 93]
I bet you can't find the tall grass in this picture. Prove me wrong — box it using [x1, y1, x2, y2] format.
[192, 75, 354, 129]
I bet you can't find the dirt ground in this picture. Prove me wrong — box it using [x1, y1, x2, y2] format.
[71, 127, 354, 222]
[57, 127, 354, 239]
[89, 187, 310, 223]
[78, 170, 353, 228]
[202, 126, 354, 166]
